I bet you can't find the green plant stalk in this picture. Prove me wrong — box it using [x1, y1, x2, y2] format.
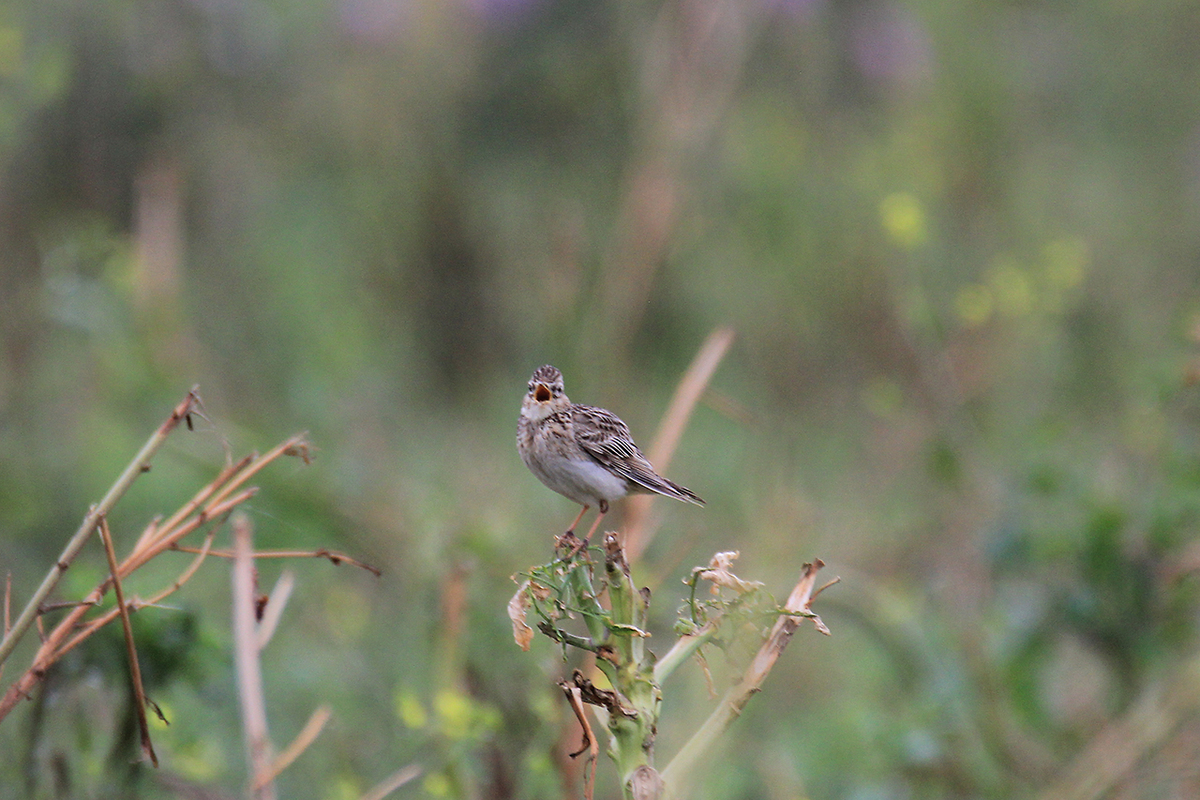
[0, 388, 199, 669]
[652, 623, 719, 685]
[602, 542, 662, 798]
[558, 552, 608, 647]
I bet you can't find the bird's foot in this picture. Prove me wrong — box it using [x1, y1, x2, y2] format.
[555, 531, 590, 559]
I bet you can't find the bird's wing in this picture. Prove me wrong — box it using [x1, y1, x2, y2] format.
[572, 404, 703, 504]
[573, 404, 643, 467]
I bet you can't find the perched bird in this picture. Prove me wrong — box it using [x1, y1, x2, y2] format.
[517, 364, 704, 544]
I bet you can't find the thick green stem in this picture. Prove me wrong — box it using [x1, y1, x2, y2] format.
[564, 553, 608, 645]
[653, 623, 719, 685]
[600, 535, 662, 798]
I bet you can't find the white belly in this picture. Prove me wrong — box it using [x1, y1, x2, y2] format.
[526, 451, 629, 507]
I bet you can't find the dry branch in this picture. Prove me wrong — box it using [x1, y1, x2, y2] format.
[0, 387, 201, 669]
[255, 571, 295, 651]
[0, 396, 354, 734]
[359, 764, 423, 800]
[625, 327, 734, 560]
[659, 560, 831, 797]
[254, 705, 331, 791]
[99, 516, 158, 767]
[561, 682, 599, 800]
[54, 525, 222, 663]
[232, 514, 276, 800]
[168, 545, 381, 577]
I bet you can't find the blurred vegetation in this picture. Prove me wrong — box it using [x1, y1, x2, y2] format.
[4, 0, 1200, 798]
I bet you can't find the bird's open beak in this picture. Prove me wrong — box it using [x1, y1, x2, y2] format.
[534, 383, 551, 402]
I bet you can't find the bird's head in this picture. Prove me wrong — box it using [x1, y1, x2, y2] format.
[522, 364, 568, 421]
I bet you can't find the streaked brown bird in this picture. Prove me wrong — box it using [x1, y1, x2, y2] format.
[517, 364, 703, 543]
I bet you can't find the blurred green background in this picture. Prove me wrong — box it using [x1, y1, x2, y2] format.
[4, 0, 1200, 798]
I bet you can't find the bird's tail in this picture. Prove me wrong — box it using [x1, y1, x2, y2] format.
[633, 473, 705, 506]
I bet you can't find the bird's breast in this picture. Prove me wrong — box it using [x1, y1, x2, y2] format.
[521, 418, 630, 506]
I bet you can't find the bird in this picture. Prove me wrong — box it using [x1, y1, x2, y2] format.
[517, 364, 704, 546]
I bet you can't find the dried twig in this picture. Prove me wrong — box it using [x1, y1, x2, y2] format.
[625, 327, 734, 560]
[98, 516, 158, 767]
[253, 705, 332, 790]
[232, 513, 276, 800]
[121, 489, 257, 576]
[209, 435, 310, 512]
[659, 560, 831, 797]
[136, 454, 253, 552]
[561, 683, 599, 800]
[0, 430, 332, 722]
[169, 545, 381, 577]
[53, 522, 224, 663]
[0, 387, 200, 669]
[255, 571, 294, 651]
[358, 764, 423, 800]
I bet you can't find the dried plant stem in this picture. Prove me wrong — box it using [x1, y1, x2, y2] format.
[359, 764, 423, 800]
[207, 435, 311, 515]
[0, 498, 239, 721]
[0, 387, 200, 669]
[254, 705, 331, 790]
[51, 510, 233, 664]
[98, 516, 158, 767]
[660, 561, 829, 797]
[126, 490, 259, 579]
[169, 545, 381, 577]
[255, 572, 295, 651]
[561, 684, 598, 800]
[645, 327, 735, 472]
[232, 513, 277, 800]
[625, 327, 734, 560]
[1, 426, 338, 724]
[59, 527, 219, 661]
[136, 454, 253, 552]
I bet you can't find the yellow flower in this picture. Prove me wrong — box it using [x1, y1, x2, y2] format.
[880, 192, 928, 249]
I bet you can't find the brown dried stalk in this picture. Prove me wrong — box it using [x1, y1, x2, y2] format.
[168, 545, 381, 577]
[52, 510, 232, 663]
[254, 705, 332, 791]
[659, 560, 833, 797]
[0, 387, 201, 669]
[560, 682, 599, 800]
[0, 402, 354, 724]
[98, 516, 158, 767]
[0, 488, 257, 720]
[232, 514, 339, 797]
[625, 326, 734, 560]
[232, 514, 277, 800]
[359, 764, 423, 800]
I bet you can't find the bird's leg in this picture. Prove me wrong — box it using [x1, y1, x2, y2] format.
[561, 501, 608, 559]
[578, 499, 609, 547]
[556, 505, 591, 551]
[565, 505, 590, 536]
